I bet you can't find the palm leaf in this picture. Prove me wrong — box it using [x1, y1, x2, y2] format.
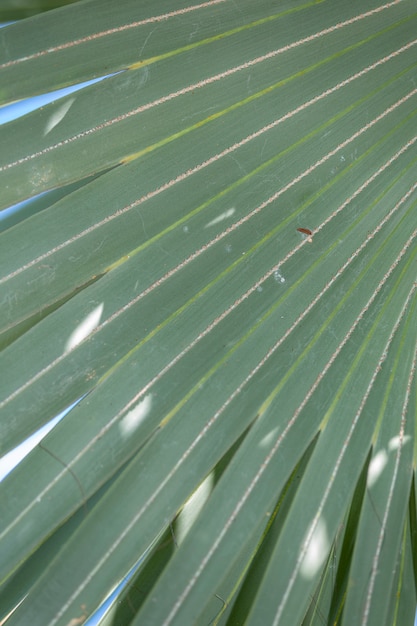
[0, 1, 416, 624]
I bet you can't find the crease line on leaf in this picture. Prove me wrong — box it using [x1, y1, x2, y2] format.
[1, 12, 413, 175]
[159, 193, 417, 431]
[1, 100, 416, 414]
[370, 291, 415, 446]
[0, 0, 228, 70]
[128, 0, 330, 69]
[258, 224, 417, 426]
[122, 9, 414, 164]
[0, 0, 394, 74]
[102, 121, 417, 388]
[272, 282, 417, 626]
[362, 321, 417, 624]
[2, 64, 416, 292]
[3, 174, 415, 550]
[28, 228, 417, 626]
[161, 256, 417, 626]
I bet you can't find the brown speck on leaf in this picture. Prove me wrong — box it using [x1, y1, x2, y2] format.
[297, 227, 313, 243]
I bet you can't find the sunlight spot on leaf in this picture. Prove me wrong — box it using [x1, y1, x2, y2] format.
[176, 472, 214, 545]
[119, 394, 152, 438]
[259, 427, 278, 448]
[300, 518, 329, 580]
[65, 303, 103, 353]
[204, 207, 235, 228]
[274, 269, 285, 283]
[388, 434, 411, 451]
[367, 449, 388, 488]
[44, 97, 75, 135]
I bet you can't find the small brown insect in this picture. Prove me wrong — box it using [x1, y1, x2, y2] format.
[297, 227, 313, 235]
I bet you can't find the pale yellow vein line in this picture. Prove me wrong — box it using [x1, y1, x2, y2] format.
[0, 3, 410, 175]
[273, 288, 417, 626]
[0, 0, 227, 70]
[165, 244, 417, 626]
[105, 177, 417, 432]
[2, 50, 416, 288]
[6, 191, 416, 626]
[3, 175, 415, 618]
[4, 177, 414, 550]
[1, 95, 416, 412]
[362, 342, 417, 625]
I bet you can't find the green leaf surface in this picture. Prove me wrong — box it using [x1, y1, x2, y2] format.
[1, 1, 417, 625]
[0, 0, 78, 21]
